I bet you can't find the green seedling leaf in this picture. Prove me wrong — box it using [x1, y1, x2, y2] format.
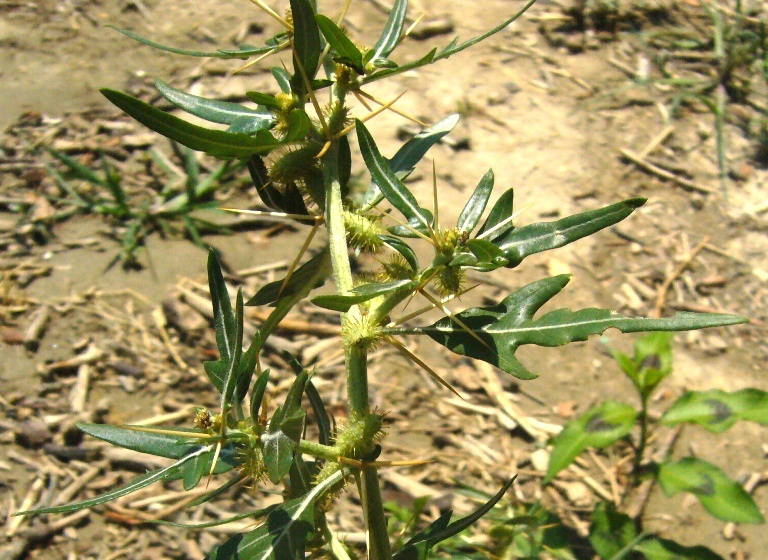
[110, 26, 278, 59]
[250, 369, 271, 424]
[312, 279, 414, 312]
[272, 67, 291, 93]
[362, 114, 459, 209]
[156, 80, 272, 130]
[371, 0, 407, 60]
[401, 275, 746, 380]
[101, 89, 281, 158]
[657, 458, 764, 523]
[393, 477, 515, 560]
[477, 187, 514, 241]
[46, 147, 106, 186]
[610, 332, 674, 398]
[588, 501, 638, 559]
[22, 445, 214, 515]
[457, 169, 494, 233]
[357, 120, 432, 230]
[380, 235, 419, 271]
[205, 469, 344, 560]
[247, 248, 331, 307]
[545, 402, 637, 484]
[316, 15, 364, 73]
[289, 0, 321, 93]
[634, 537, 725, 560]
[496, 199, 646, 268]
[662, 388, 768, 433]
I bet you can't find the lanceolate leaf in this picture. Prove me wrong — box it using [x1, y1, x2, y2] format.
[272, 67, 292, 93]
[496, 198, 646, 267]
[362, 114, 460, 209]
[357, 120, 432, 230]
[290, 0, 322, 92]
[477, 187, 514, 241]
[457, 169, 494, 233]
[251, 370, 271, 423]
[155, 80, 272, 129]
[371, 0, 407, 60]
[22, 445, 215, 515]
[315, 15, 364, 73]
[205, 469, 344, 560]
[247, 248, 331, 307]
[661, 389, 768, 433]
[393, 477, 515, 560]
[380, 235, 419, 271]
[312, 279, 414, 312]
[657, 458, 764, 523]
[109, 26, 278, 59]
[208, 249, 236, 364]
[545, 402, 637, 484]
[101, 89, 281, 158]
[398, 275, 747, 380]
[221, 290, 245, 411]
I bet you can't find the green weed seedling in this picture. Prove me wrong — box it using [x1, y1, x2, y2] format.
[17, 1, 754, 558]
[45, 142, 234, 267]
[542, 332, 766, 559]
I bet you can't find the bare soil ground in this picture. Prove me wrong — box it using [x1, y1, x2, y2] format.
[1, 0, 767, 559]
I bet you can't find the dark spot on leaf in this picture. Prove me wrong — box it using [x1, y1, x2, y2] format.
[640, 353, 662, 370]
[585, 414, 617, 433]
[693, 474, 715, 496]
[704, 399, 732, 423]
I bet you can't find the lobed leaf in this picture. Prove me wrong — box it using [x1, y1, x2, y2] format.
[657, 458, 764, 523]
[661, 389, 768, 433]
[545, 402, 637, 484]
[357, 120, 432, 230]
[155, 80, 272, 130]
[101, 89, 281, 158]
[496, 198, 646, 267]
[400, 275, 747, 380]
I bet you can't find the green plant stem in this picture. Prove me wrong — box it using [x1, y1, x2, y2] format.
[297, 439, 339, 462]
[323, 139, 392, 559]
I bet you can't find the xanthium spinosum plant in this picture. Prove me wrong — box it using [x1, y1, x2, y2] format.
[19, 0, 756, 559]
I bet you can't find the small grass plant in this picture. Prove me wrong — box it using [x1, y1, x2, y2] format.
[18, 1, 759, 558]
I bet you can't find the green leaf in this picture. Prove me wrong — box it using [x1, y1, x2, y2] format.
[311, 279, 414, 312]
[357, 120, 432, 230]
[208, 249, 236, 364]
[610, 332, 674, 398]
[101, 89, 281, 158]
[305, 378, 331, 446]
[402, 275, 747, 380]
[380, 235, 419, 271]
[263, 371, 309, 484]
[109, 26, 278, 59]
[22, 445, 215, 515]
[588, 502, 638, 559]
[290, 0, 321, 93]
[661, 389, 768, 433]
[362, 114, 459, 209]
[316, 15, 364, 73]
[245, 91, 282, 110]
[477, 187, 514, 241]
[393, 477, 515, 560]
[250, 369, 271, 423]
[183, 452, 209, 490]
[545, 402, 637, 484]
[283, 109, 312, 142]
[155, 80, 272, 130]
[496, 199, 646, 268]
[657, 458, 764, 523]
[247, 248, 331, 307]
[205, 469, 344, 560]
[220, 289, 245, 411]
[272, 67, 291, 93]
[634, 537, 725, 560]
[457, 169, 494, 233]
[371, 0, 407, 60]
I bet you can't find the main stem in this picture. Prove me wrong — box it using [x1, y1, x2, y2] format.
[323, 140, 392, 560]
